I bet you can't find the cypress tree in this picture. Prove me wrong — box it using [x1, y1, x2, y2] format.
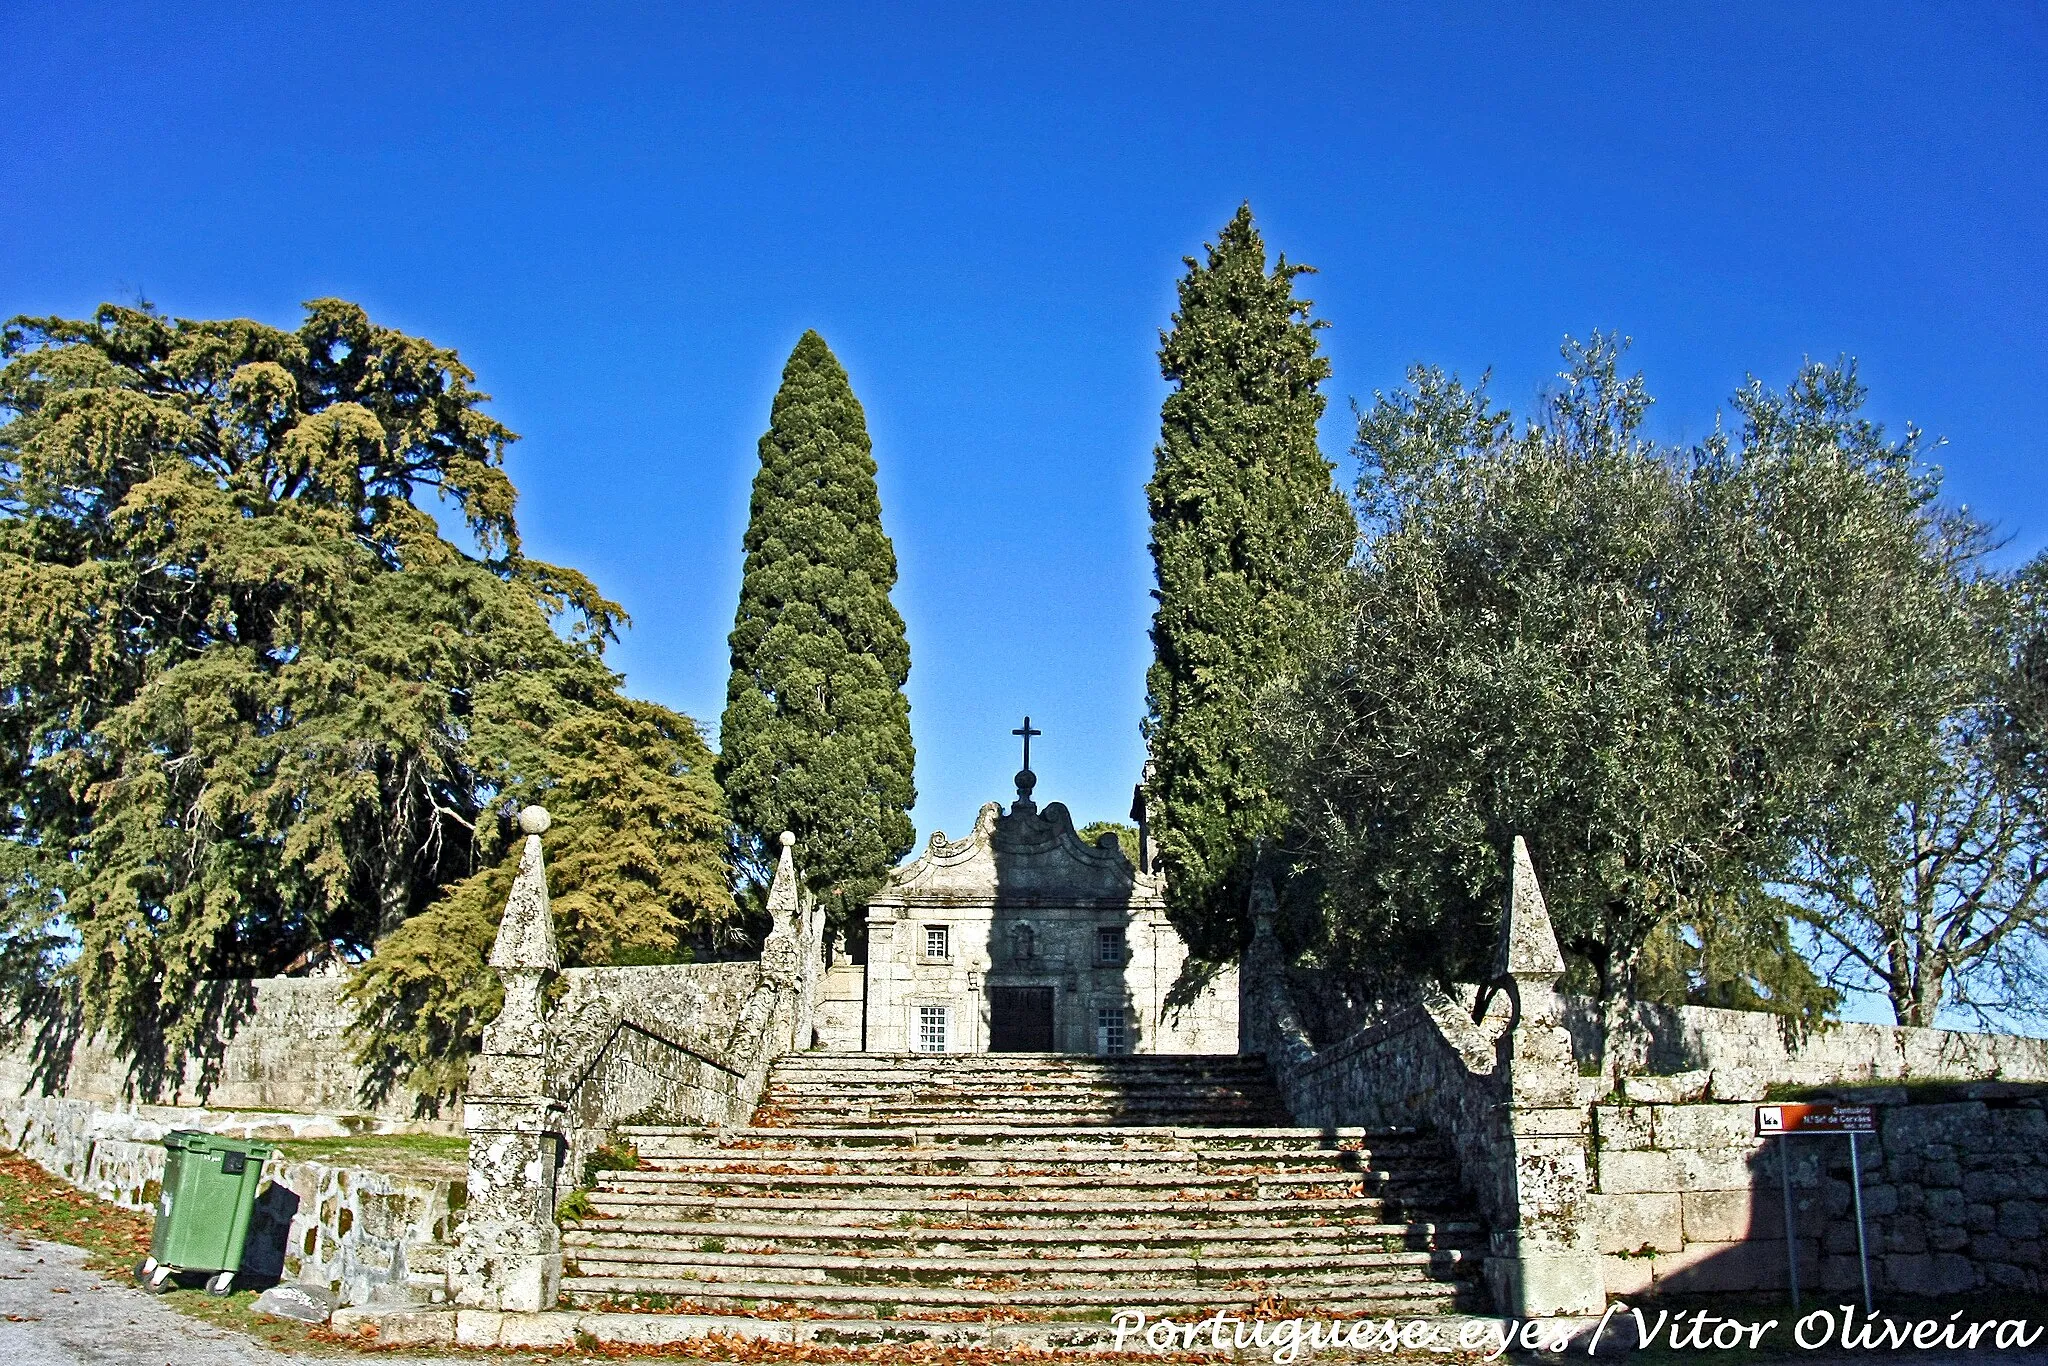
[1144, 205, 1353, 955]
[719, 331, 916, 921]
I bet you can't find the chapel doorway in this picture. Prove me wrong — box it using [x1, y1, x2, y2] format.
[989, 985, 1055, 1052]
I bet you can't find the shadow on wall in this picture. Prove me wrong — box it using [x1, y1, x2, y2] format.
[988, 810, 1139, 1059]
[6, 977, 259, 1108]
[1594, 1084, 2048, 1302]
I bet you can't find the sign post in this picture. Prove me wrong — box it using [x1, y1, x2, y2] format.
[1756, 1103, 1877, 1314]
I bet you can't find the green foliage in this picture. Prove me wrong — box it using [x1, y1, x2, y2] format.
[1633, 899, 1840, 1032]
[1143, 205, 1353, 956]
[583, 1137, 641, 1185]
[345, 695, 731, 1105]
[1270, 337, 1977, 998]
[1784, 565, 2048, 1029]
[718, 331, 915, 922]
[1077, 820, 1140, 866]
[0, 301, 732, 1092]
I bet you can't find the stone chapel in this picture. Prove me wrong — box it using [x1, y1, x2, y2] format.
[815, 740, 1239, 1055]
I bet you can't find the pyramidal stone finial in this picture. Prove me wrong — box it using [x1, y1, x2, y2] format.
[767, 830, 799, 918]
[488, 807, 559, 973]
[1495, 834, 1566, 981]
[1248, 863, 1280, 930]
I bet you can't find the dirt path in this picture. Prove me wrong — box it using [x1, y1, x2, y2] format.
[0, 1235, 454, 1365]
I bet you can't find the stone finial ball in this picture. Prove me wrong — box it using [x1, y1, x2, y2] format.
[779, 830, 796, 848]
[517, 805, 552, 835]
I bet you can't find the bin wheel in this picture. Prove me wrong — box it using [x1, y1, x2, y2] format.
[133, 1257, 157, 1284]
[146, 1264, 174, 1293]
[205, 1271, 235, 1297]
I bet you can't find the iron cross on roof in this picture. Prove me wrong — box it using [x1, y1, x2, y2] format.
[1010, 716, 1042, 809]
[1011, 716, 1041, 773]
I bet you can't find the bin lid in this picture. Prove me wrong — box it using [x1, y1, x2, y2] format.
[162, 1129, 278, 1158]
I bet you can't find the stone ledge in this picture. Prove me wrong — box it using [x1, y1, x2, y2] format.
[331, 1306, 1525, 1352]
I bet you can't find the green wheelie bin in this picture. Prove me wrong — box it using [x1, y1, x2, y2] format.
[135, 1131, 275, 1295]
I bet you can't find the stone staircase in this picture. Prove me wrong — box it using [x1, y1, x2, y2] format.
[561, 1052, 1488, 1324]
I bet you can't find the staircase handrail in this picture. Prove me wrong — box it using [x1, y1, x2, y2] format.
[548, 1012, 744, 1105]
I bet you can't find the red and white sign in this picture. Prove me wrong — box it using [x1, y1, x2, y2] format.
[1756, 1103, 1877, 1136]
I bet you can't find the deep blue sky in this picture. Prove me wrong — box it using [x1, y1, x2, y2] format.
[5, 3, 2044, 846]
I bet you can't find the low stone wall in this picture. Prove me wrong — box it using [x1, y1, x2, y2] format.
[815, 960, 866, 1051]
[0, 1093, 462, 1306]
[0, 961, 767, 1146]
[1568, 998, 2048, 1096]
[0, 975, 438, 1121]
[1277, 989, 1525, 1236]
[548, 962, 763, 1179]
[1591, 1086, 2048, 1299]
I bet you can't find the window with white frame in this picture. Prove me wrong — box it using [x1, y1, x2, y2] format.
[1096, 926, 1125, 964]
[1094, 1005, 1129, 1055]
[917, 1005, 949, 1053]
[924, 924, 950, 960]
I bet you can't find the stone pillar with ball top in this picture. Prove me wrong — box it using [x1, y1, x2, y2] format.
[448, 804, 568, 1312]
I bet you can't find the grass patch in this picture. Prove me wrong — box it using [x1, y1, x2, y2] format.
[270, 1133, 468, 1178]
[0, 1149, 152, 1272]
[1761, 1077, 2048, 1104]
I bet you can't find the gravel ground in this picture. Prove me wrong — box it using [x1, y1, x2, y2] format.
[0, 1235, 452, 1365]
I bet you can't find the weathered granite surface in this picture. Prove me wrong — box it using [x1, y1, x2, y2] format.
[0, 1093, 460, 1305]
[1251, 839, 1603, 1316]
[452, 817, 568, 1313]
[864, 788, 1237, 1054]
[1252, 837, 2048, 1312]
[1567, 998, 2048, 1095]
[1591, 1087, 2048, 1298]
[0, 975, 441, 1122]
[548, 960, 761, 1175]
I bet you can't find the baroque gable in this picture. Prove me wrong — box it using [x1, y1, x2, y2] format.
[876, 799, 1162, 907]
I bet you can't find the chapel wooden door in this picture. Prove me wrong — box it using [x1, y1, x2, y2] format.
[988, 985, 1055, 1052]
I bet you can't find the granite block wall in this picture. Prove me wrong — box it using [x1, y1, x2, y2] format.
[1277, 989, 1523, 1235]
[547, 961, 763, 1176]
[0, 961, 765, 1139]
[1590, 1087, 2048, 1299]
[1568, 999, 2048, 1097]
[0, 976, 440, 1121]
[0, 1093, 462, 1306]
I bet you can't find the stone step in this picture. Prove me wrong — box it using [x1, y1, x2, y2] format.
[623, 1123, 1428, 1151]
[641, 1121, 1413, 1137]
[761, 1097, 1286, 1105]
[768, 1069, 1277, 1081]
[627, 1148, 1447, 1179]
[759, 1096, 1286, 1113]
[577, 1190, 1451, 1226]
[558, 1276, 1477, 1318]
[564, 1219, 1485, 1255]
[770, 1081, 1277, 1097]
[769, 1052, 1268, 1068]
[760, 1113, 1288, 1130]
[554, 1049, 1487, 1331]
[627, 1135, 1418, 1161]
[600, 1167, 1457, 1200]
[562, 1243, 1480, 1286]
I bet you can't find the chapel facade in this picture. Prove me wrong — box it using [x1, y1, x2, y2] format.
[816, 757, 1239, 1055]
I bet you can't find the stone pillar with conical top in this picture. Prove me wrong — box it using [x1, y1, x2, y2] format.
[448, 805, 568, 1312]
[1482, 835, 1605, 1316]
